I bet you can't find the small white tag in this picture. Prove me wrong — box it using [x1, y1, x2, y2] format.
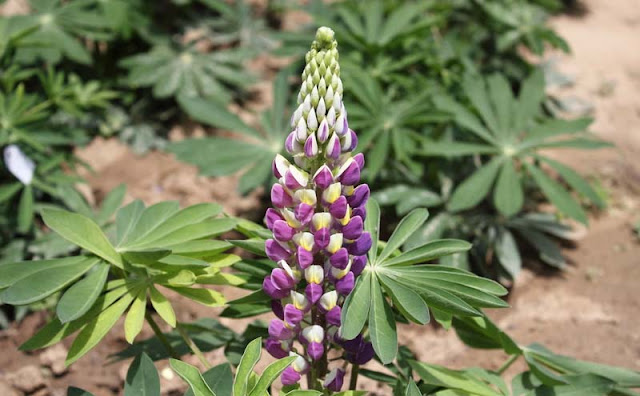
[4, 145, 36, 185]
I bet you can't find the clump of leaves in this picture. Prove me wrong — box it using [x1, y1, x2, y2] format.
[0, 199, 241, 365]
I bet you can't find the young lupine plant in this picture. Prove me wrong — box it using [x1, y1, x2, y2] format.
[261, 27, 371, 391]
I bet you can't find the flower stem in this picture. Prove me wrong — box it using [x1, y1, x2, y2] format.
[349, 364, 360, 390]
[497, 354, 519, 375]
[145, 312, 180, 360]
[177, 324, 212, 369]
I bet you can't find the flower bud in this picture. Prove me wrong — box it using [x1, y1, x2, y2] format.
[294, 203, 314, 225]
[266, 338, 290, 359]
[272, 154, 290, 179]
[271, 268, 296, 290]
[348, 184, 370, 208]
[273, 220, 295, 242]
[335, 272, 355, 295]
[264, 208, 283, 230]
[323, 368, 345, 392]
[296, 117, 307, 142]
[326, 106, 336, 127]
[271, 184, 293, 208]
[326, 233, 343, 254]
[319, 290, 338, 312]
[317, 118, 329, 143]
[290, 291, 310, 311]
[342, 216, 363, 240]
[322, 182, 342, 204]
[305, 283, 323, 304]
[297, 246, 314, 269]
[326, 133, 341, 160]
[337, 158, 360, 186]
[265, 239, 292, 262]
[263, 276, 289, 299]
[269, 319, 293, 340]
[285, 167, 309, 190]
[351, 255, 367, 276]
[326, 306, 341, 326]
[313, 165, 333, 189]
[346, 232, 372, 256]
[305, 265, 324, 284]
[329, 195, 348, 219]
[281, 366, 301, 385]
[304, 133, 318, 157]
[284, 304, 304, 327]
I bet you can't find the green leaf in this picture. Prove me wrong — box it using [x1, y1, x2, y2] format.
[409, 361, 498, 396]
[495, 229, 522, 279]
[340, 271, 372, 340]
[405, 379, 421, 396]
[433, 95, 496, 144]
[493, 160, 523, 217]
[178, 95, 261, 139]
[187, 364, 233, 396]
[463, 75, 500, 138]
[229, 239, 266, 257]
[233, 337, 262, 396]
[378, 208, 429, 263]
[169, 359, 215, 396]
[365, 199, 381, 265]
[381, 239, 472, 267]
[525, 163, 587, 225]
[17, 184, 34, 233]
[122, 249, 172, 265]
[125, 289, 147, 344]
[116, 200, 145, 245]
[547, 374, 614, 396]
[121, 201, 180, 246]
[379, 274, 429, 324]
[1, 257, 99, 305]
[538, 156, 605, 208]
[0, 256, 89, 289]
[0, 182, 22, 203]
[66, 287, 139, 365]
[515, 69, 545, 131]
[169, 287, 225, 307]
[149, 286, 176, 327]
[248, 356, 297, 396]
[525, 344, 640, 387]
[67, 387, 95, 396]
[487, 74, 514, 139]
[369, 275, 397, 364]
[42, 208, 123, 268]
[448, 157, 502, 212]
[134, 218, 238, 248]
[96, 184, 126, 224]
[57, 262, 110, 323]
[418, 140, 499, 157]
[452, 315, 521, 354]
[124, 353, 160, 396]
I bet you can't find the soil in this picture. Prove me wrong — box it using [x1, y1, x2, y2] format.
[1, 0, 640, 395]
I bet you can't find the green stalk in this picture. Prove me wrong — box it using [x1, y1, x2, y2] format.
[497, 354, 520, 375]
[145, 312, 180, 360]
[349, 364, 360, 390]
[177, 324, 212, 369]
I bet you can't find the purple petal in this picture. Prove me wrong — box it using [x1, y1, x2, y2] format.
[325, 306, 341, 326]
[348, 185, 370, 208]
[263, 276, 288, 299]
[314, 227, 330, 249]
[338, 161, 360, 186]
[265, 208, 284, 230]
[305, 283, 323, 304]
[329, 248, 349, 270]
[269, 319, 293, 340]
[335, 272, 355, 295]
[324, 369, 345, 392]
[265, 338, 289, 359]
[284, 304, 304, 326]
[349, 130, 359, 151]
[352, 205, 367, 221]
[271, 184, 293, 208]
[353, 152, 365, 169]
[281, 366, 301, 386]
[271, 268, 295, 290]
[351, 255, 367, 276]
[329, 196, 348, 219]
[271, 299, 284, 319]
[313, 165, 333, 189]
[308, 342, 324, 361]
[294, 203, 314, 225]
[297, 246, 314, 269]
[342, 216, 363, 240]
[346, 232, 372, 256]
[273, 220, 295, 242]
[266, 239, 292, 262]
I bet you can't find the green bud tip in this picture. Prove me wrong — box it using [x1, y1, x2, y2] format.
[314, 27, 336, 51]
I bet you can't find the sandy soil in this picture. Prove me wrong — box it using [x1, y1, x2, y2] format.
[1, 0, 639, 395]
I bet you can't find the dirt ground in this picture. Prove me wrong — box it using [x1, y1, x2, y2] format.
[1, 0, 639, 395]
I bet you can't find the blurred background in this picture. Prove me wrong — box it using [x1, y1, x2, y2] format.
[0, 0, 638, 395]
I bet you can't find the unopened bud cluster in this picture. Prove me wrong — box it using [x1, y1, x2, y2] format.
[262, 27, 373, 391]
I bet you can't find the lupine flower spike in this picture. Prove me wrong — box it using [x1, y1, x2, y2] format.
[263, 26, 374, 392]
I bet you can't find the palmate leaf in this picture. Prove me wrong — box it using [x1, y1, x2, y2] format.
[170, 359, 216, 396]
[124, 353, 160, 396]
[432, 69, 607, 221]
[120, 43, 253, 102]
[410, 361, 504, 396]
[341, 199, 506, 363]
[169, 69, 293, 194]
